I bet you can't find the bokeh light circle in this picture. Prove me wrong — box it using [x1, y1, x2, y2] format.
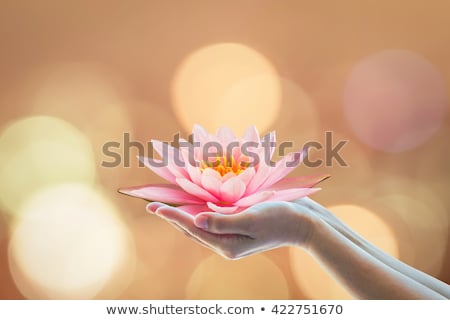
[172, 43, 281, 135]
[289, 204, 398, 299]
[0, 116, 95, 214]
[371, 176, 449, 276]
[378, 193, 448, 276]
[8, 183, 135, 299]
[344, 50, 447, 152]
[273, 78, 320, 149]
[27, 63, 133, 146]
[186, 254, 289, 299]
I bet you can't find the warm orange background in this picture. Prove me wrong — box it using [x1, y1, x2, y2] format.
[0, 1, 449, 299]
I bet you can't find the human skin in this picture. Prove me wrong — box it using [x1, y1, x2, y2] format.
[146, 198, 450, 299]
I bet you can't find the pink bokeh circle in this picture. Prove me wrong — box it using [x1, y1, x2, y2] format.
[343, 50, 447, 152]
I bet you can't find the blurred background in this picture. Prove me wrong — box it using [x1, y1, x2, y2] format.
[0, 0, 449, 299]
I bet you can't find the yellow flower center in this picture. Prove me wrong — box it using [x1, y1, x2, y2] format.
[201, 155, 248, 176]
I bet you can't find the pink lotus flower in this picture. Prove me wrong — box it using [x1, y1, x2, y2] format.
[119, 125, 328, 215]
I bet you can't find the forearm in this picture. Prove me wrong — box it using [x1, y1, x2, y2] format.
[299, 199, 450, 298]
[304, 216, 446, 299]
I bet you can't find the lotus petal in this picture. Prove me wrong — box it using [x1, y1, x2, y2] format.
[119, 184, 203, 204]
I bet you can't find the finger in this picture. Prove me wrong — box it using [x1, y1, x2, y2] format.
[146, 202, 167, 213]
[156, 206, 253, 246]
[194, 211, 254, 235]
[150, 207, 216, 249]
[169, 221, 213, 248]
[156, 214, 219, 252]
[155, 205, 195, 226]
[155, 206, 222, 239]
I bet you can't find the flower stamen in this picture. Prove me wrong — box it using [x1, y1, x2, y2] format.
[201, 154, 247, 176]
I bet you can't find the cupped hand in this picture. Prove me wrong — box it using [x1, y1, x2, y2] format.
[147, 201, 315, 260]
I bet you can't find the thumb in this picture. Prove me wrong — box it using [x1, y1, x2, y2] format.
[194, 211, 253, 235]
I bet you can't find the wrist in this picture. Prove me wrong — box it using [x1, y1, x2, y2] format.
[285, 202, 321, 248]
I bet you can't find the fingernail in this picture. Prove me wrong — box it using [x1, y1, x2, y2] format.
[146, 202, 166, 213]
[195, 214, 208, 229]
